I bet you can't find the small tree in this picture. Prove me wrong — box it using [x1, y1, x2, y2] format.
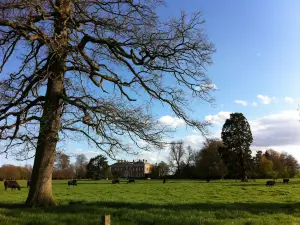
[168, 141, 185, 175]
[86, 155, 109, 180]
[221, 113, 253, 181]
[259, 156, 273, 178]
[151, 161, 169, 178]
[196, 139, 227, 179]
[54, 152, 70, 170]
[75, 154, 88, 179]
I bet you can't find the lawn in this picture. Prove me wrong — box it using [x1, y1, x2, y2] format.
[1, 179, 300, 225]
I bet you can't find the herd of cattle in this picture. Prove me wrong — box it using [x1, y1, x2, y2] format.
[266, 178, 289, 187]
[2, 178, 291, 191]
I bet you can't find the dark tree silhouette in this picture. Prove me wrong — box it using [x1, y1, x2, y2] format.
[0, 0, 215, 206]
[221, 113, 253, 181]
[195, 139, 227, 179]
[86, 155, 109, 180]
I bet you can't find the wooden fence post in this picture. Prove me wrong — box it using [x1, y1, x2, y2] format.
[102, 215, 110, 225]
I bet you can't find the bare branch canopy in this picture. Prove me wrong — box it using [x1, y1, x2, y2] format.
[0, 0, 215, 207]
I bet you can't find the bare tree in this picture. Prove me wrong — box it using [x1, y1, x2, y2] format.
[54, 151, 70, 170]
[0, 0, 215, 206]
[185, 145, 194, 166]
[169, 141, 185, 174]
[75, 153, 88, 178]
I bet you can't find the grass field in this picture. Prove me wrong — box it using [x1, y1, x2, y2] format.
[1, 179, 300, 225]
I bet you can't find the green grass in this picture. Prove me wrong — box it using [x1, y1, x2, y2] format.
[1, 179, 300, 225]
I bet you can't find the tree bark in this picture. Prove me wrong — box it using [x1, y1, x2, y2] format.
[25, 0, 70, 207]
[25, 66, 64, 207]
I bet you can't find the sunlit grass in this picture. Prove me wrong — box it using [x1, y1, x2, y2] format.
[1, 179, 300, 224]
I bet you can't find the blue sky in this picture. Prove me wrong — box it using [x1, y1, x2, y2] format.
[1, 0, 300, 166]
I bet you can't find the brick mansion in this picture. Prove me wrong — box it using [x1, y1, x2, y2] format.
[110, 159, 152, 178]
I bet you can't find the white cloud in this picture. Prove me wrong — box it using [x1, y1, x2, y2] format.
[152, 110, 300, 163]
[192, 129, 200, 134]
[284, 97, 294, 103]
[137, 110, 300, 163]
[252, 102, 258, 106]
[183, 134, 205, 149]
[234, 100, 248, 106]
[204, 111, 231, 125]
[257, 94, 276, 104]
[250, 110, 300, 147]
[203, 83, 218, 90]
[196, 83, 218, 91]
[204, 110, 300, 149]
[137, 139, 148, 147]
[158, 115, 185, 127]
[74, 149, 98, 159]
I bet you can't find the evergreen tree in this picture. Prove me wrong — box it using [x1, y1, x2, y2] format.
[221, 113, 253, 181]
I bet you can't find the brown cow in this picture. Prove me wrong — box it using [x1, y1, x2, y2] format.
[4, 180, 21, 191]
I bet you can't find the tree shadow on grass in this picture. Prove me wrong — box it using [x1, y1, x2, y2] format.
[1, 201, 300, 225]
[1, 200, 300, 214]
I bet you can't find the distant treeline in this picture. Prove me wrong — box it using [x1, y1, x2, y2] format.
[0, 153, 115, 180]
[166, 139, 299, 180]
[1, 141, 298, 181]
[0, 164, 32, 180]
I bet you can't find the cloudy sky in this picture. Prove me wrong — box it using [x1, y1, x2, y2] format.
[1, 0, 300, 166]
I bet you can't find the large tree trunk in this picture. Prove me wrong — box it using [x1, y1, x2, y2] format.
[25, 67, 64, 207]
[25, 0, 70, 207]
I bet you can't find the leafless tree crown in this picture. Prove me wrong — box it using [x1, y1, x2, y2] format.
[0, 0, 215, 159]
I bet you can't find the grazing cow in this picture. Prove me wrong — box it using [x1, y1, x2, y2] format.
[283, 178, 289, 184]
[163, 179, 166, 184]
[4, 180, 21, 191]
[127, 179, 135, 184]
[112, 179, 120, 184]
[266, 180, 275, 187]
[27, 180, 31, 188]
[206, 178, 210, 182]
[68, 179, 77, 186]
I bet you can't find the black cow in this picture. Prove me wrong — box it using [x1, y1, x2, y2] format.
[112, 179, 120, 184]
[4, 180, 21, 191]
[206, 179, 210, 182]
[127, 179, 135, 184]
[283, 178, 290, 184]
[27, 180, 31, 188]
[163, 179, 166, 184]
[266, 180, 275, 187]
[68, 180, 77, 186]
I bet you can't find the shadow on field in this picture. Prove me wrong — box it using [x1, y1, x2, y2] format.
[55, 182, 114, 185]
[1, 200, 300, 214]
[1, 201, 300, 225]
